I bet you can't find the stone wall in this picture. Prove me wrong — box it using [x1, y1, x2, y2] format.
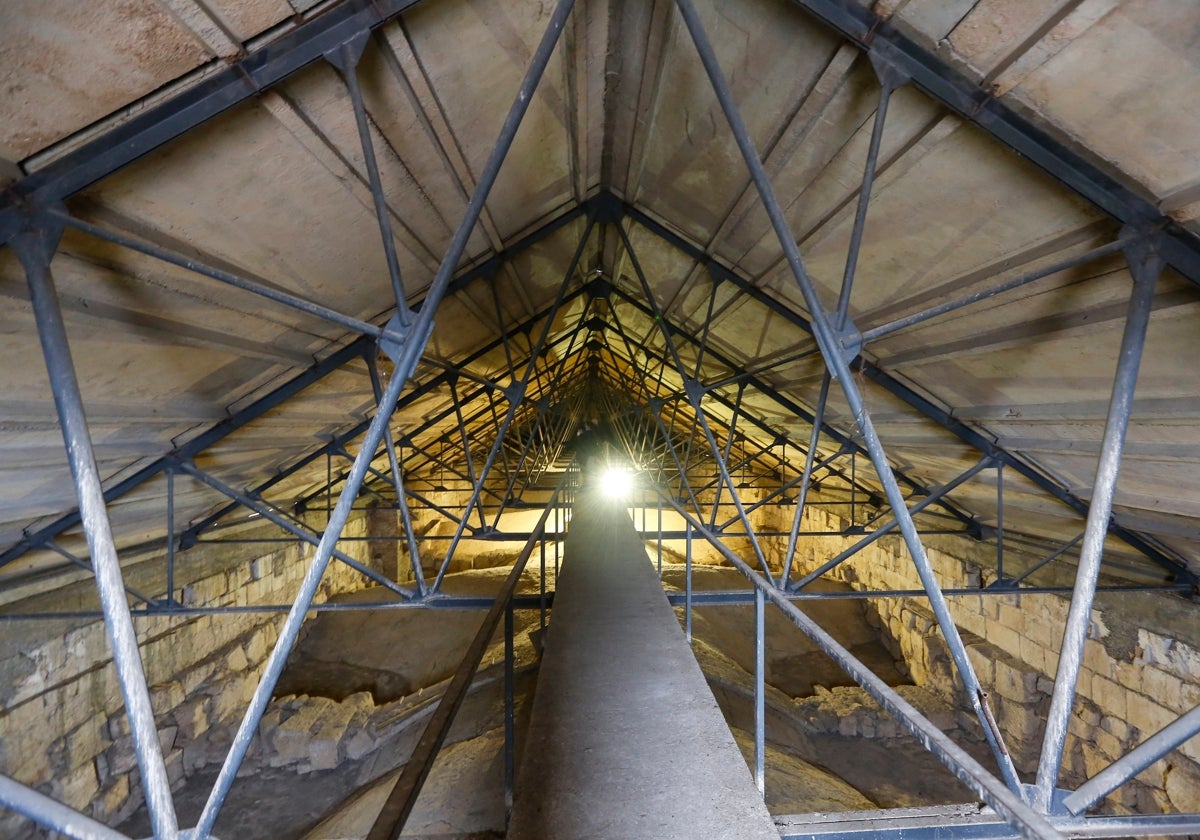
[762, 501, 1200, 815]
[0, 514, 376, 837]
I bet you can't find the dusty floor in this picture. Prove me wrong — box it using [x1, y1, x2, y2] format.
[118, 558, 990, 838]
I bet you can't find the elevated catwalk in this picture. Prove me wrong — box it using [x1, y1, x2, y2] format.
[508, 496, 779, 839]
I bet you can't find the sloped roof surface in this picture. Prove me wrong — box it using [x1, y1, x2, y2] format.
[1, 0, 1199, 590]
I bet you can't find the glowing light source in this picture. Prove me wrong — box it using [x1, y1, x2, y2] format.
[599, 465, 635, 499]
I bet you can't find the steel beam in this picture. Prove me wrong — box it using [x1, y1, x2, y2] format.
[617, 197, 1191, 582]
[0, 774, 133, 840]
[789, 455, 994, 591]
[1035, 244, 1164, 810]
[14, 219, 180, 835]
[778, 1, 1200, 287]
[674, 0, 1021, 791]
[776, 803, 1200, 839]
[327, 33, 411, 314]
[14, 220, 180, 840]
[659, 491, 1060, 840]
[365, 489, 560, 840]
[178, 462, 415, 600]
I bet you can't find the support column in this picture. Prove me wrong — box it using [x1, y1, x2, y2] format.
[1034, 238, 1162, 811]
[14, 218, 180, 840]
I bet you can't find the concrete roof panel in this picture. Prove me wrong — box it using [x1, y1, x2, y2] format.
[0, 0, 210, 161]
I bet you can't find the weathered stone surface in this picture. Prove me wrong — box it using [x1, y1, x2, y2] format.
[993, 655, 1041, 704]
[173, 696, 209, 742]
[91, 775, 129, 820]
[1164, 760, 1200, 811]
[150, 681, 185, 713]
[271, 696, 337, 765]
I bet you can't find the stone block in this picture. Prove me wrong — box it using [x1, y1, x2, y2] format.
[183, 738, 208, 772]
[243, 627, 271, 665]
[173, 696, 209, 742]
[343, 690, 375, 713]
[1137, 783, 1171, 813]
[224, 645, 249, 674]
[1168, 641, 1200, 682]
[91, 775, 129, 822]
[1183, 733, 1200, 766]
[306, 699, 361, 771]
[1142, 667, 1186, 714]
[181, 659, 219, 696]
[1081, 639, 1113, 680]
[106, 737, 137, 776]
[1164, 761, 1200, 811]
[343, 726, 377, 762]
[1068, 710, 1094, 741]
[1127, 698, 1174, 741]
[965, 643, 995, 688]
[2, 716, 52, 786]
[1089, 674, 1126, 720]
[1023, 616, 1058, 651]
[165, 747, 186, 787]
[1018, 635, 1046, 675]
[1135, 758, 1169, 789]
[271, 697, 336, 765]
[955, 605, 986, 639]
[1136, 630, 1174, 668]
[107, 711, 130, 741]
[208, 672, 252, 726]
[985, 622, 1020, 657]
[995, 696, 1042, 742]
[58, 760, 99, 810]
[63, 715, 110, 770]
[1092, 726, 1120, 761]
[158, 725, 178, 754]
[150, 681, 185, 713]
[997, 603, 1025, 634]
[1100, 715, 1130, 742]
[308, 736, 340, 771]
[1113, 660, 1142, 692]
[994, 656, 1040, 704]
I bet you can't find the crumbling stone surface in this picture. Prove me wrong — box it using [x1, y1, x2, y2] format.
[767, 502, 1200, 817]
[0, 516, 376, 839]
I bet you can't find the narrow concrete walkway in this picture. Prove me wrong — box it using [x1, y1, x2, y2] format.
[507, 496, 779, 840]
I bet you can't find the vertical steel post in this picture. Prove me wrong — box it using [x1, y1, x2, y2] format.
[1063, 705, 1200, 815]
[504, 599, 516, 822]
[996, 462, 1006, 583]
[657, 491, 663, 578]
[540, 536, 547, 630]
[1034, 240, 1161, 810]
[754, 586, 766, 796]
[166, 464, 176, 606]
[196, 374, 412, 838]
[674, 0, 1021, 791]
[685, 521, 694, 643]
[782, 372, 830, 586]
[0, 774, 134, 840]
[14, 221, 180, 840]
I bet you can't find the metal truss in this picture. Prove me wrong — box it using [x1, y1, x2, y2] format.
[2, 0, 1199, 838]
[1, 0, 580, 836]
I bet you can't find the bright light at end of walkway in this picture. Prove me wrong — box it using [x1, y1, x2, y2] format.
[599, 466, 634, 499]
